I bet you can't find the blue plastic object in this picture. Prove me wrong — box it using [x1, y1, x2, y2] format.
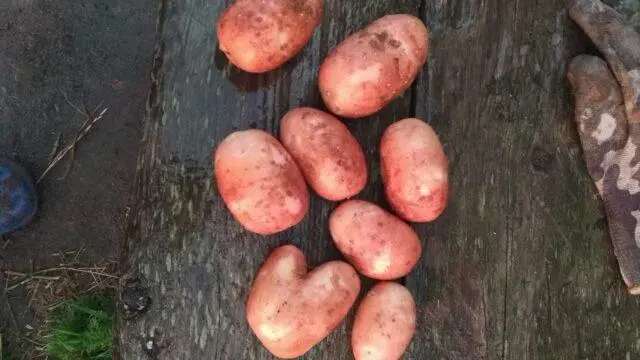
[0, 157, 37, 235]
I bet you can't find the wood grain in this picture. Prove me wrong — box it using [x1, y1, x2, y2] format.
[408, 1, 640, 359]
[117, 0, 640, 359]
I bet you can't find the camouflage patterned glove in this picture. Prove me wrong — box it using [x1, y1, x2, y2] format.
[567, 0, 640, 294]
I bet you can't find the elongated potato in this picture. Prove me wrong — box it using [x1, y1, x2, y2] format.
[380, 118, 448, 222]
[213, 129, 309, 235]
[318, 14, 429, 118]
[246, 245, 361, 359]
[352, 282, 417, 360]
[280, 107, 367, 201]
[216, 0, 324, 73]
[329, 200, 421, 280]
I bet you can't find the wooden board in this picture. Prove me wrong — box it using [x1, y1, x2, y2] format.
[117, 0, 640, 359]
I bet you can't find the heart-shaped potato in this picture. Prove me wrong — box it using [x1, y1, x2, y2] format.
[246, 245, 361, 358]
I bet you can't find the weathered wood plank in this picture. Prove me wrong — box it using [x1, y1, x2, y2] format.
[407, 1, 640, 359]
[119, 0, 640, 358]
[117, 0, 423, 359]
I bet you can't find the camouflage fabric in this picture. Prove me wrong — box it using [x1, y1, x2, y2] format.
[568, 0, 640, 294]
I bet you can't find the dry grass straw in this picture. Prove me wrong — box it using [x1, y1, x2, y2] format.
[37, 93, 108, 184]
[1, 246, 119, 359]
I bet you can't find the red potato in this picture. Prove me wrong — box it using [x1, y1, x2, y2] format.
[216, 0, 324, 73]
[380, 118, 448, 222]
[352, 282, 417, 360]
[213, 129, 309, 235]
[329, 200, 422, 280]
[280, 107, 367, 201]
[318, 14, 429, 118]
[246, 245, 361, 359]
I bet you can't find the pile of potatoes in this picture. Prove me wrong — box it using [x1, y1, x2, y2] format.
[215, 1, 449, 359]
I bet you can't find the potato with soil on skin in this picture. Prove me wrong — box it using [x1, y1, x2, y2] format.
[329, 200, 422, 280]
[318, 14, 429, 118]
[351, 282, 417, 360]
[380, 118, 448, 222]
[246, 244, 361, 359]
[213, 129, 309, 235]
[216, 0, 324, 73]
[279, 107, 367, 201]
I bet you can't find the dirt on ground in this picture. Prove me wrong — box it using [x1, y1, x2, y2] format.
[0, 0, 156, 354]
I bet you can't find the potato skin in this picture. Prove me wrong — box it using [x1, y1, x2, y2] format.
[352, 282, 416, 360]
[318, 14, 429, 118]
[246, 245, 361, 359]
[213, 129, 309, 235]
[216, 0, 324, 73]
[329, 200, 422, 280]
[279, 107, 367, 201]
[380, 118, 448, 222]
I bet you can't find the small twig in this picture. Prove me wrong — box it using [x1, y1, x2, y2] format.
[4, 272, 59, 281]
[21, 336, 43, 347]
[69, 104, 105, 169]
[47, 133, 62, 163]
[72, 244, 85, 264]
[55, 267, 118, 279]
[37, 106, 108, 184]
[59, 115, 89, 180]
[47, 301, 64, 312]
[62, 92, 88, 117]
[27, 280, 40, 309]
[6, 278, 32, 292]
[4, 267, 117, 279]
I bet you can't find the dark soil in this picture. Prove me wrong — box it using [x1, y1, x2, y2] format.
[0, 0, 156, 353]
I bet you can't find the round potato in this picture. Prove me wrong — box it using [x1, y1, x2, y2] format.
[329, 200, 422, 280]
[216, 0, 324, 73]
[352, 282, 416, 360]
[279, 107, 367, 201]
[247, 245, 361, 359]
[318, 14, 429, 118]
[213, 129, 309, 235]
[380, 118, 448, 222]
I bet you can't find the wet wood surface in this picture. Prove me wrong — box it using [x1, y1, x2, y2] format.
[117, 0, 640, 359]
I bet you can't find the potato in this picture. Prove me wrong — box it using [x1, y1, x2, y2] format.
[279, 107, 367, 201]
[246, 245, 361, 358]
[213, 129, 309, 235]
[380, 118, 448, 222]
[352, 282, 416, 360]
[329, 200, 422, 280]
[216, 0, 324, 73]
[318, 14, 429, 118]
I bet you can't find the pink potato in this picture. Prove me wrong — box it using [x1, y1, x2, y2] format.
[352, 282, 417, 360]
[213, 129, 309, 235]
[318, 14, 429, 118]
[246, 245, 361, 359]
[279, 107, 367, 201]
[329, 200, 422, 280]
[216, 0, 324, 73]
[380, 118, 448, 222]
